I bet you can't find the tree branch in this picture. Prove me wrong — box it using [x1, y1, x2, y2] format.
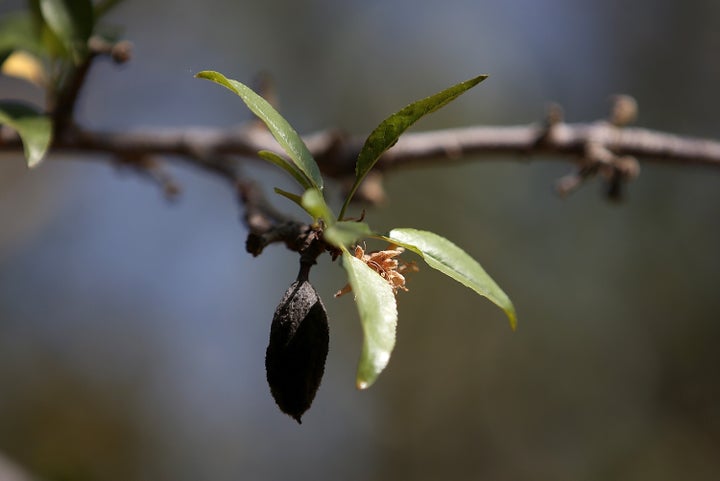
[3, 28, 719, 261]
[378, 122, 720, 169]
[2, 96, 719, 254]
[48, 36, 133, 136]
[3, 117, 719, 175]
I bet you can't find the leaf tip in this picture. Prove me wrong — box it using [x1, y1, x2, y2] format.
[507, 308, 518, 331]
[27, 154, 45, 169]
[468, 74, 489, 88]
[355, 366, 382, 389]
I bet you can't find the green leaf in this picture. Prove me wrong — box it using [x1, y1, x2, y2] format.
[195, 70, 323, 190]
[259, 150, 313, 190]
[387, 228, 517, 330]
[0, 101, 53, 167]
[39, 0, 95, 62]
[339, 74, 487, 219]
[0, 11, 46, 58]
[273, 187, 333, 224]
[341, 251, 398, 389]
[323, 221, 373, 248]
[273, 187, 304, 208]
[300, 188, 334, 224]
[28, 0, 67, 59]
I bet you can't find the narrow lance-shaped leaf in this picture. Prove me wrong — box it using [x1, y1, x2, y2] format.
[387, 228, 517, 330]
[341, 251, 398, 389]
[28, 0, 67, 59]
[339, 74, 487, 219]
[0, 11, 47, 58]
[39, 0, 95, 62]
[273, 187, 332, 223]
[323, 221, 373, 249]
[273, 187, 304, 208]
[195, 70, 323, 190]
[301, 188, 334, 225]
[0, 101, 53, 167]
[259, 150, 313, 190]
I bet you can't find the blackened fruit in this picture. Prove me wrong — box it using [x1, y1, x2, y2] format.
[266, 280, 329, 423]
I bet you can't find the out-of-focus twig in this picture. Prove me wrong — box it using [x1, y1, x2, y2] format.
[0, 452, 39, 481]
[3, 61, 720, 255]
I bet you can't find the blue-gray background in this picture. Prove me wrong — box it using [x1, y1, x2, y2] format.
[1, 0, 719, 480]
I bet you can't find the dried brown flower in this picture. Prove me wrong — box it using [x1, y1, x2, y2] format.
[335, 245, 418, 297]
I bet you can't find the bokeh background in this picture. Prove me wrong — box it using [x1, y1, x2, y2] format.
[1, 0, 719, 480]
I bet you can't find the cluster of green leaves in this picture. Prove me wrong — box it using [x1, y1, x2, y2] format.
[0, 0, 122, 166]
[197, 71, 517, 389]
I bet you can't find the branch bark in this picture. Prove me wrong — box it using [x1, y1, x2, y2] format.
[2, 89, 720, 254]
[3, 118, 719, 175]
[3, 34, 720, 257]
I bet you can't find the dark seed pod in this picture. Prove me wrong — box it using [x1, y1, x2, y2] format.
[266, 280, 329, 423]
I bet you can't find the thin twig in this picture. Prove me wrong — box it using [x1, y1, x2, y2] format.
[3, 121, 719, 173]
[2, 95, 720, 255]
[48, 37, 132, 136]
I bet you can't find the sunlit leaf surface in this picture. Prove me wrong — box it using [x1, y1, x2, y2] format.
[341, 251, 398, 389]
[388, 228, 516, 330]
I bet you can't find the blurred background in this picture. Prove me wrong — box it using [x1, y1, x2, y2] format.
[1, 0, 719, 480]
